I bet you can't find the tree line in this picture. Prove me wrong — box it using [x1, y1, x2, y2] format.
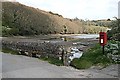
[2, 2, 108, 36]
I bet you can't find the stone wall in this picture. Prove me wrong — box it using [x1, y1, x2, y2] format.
[2, 40, 62, 58]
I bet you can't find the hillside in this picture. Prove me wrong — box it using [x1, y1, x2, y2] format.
[2, 2, 107, 36]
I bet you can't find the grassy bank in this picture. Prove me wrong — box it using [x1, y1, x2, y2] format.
[70, 43, 117, 69]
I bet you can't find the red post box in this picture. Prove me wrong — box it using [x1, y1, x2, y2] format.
[99, 32, 107, 46]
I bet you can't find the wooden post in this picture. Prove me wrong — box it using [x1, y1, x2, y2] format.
[62, 46, 67, 66]
[63, 50, 66, 66]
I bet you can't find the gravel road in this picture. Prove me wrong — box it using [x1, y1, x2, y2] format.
[0, 52, 119, 78]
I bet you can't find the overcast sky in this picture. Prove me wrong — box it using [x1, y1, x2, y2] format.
[16, 0, 119, 20]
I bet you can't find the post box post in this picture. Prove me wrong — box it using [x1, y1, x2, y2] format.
[103, 46, 104, 55]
